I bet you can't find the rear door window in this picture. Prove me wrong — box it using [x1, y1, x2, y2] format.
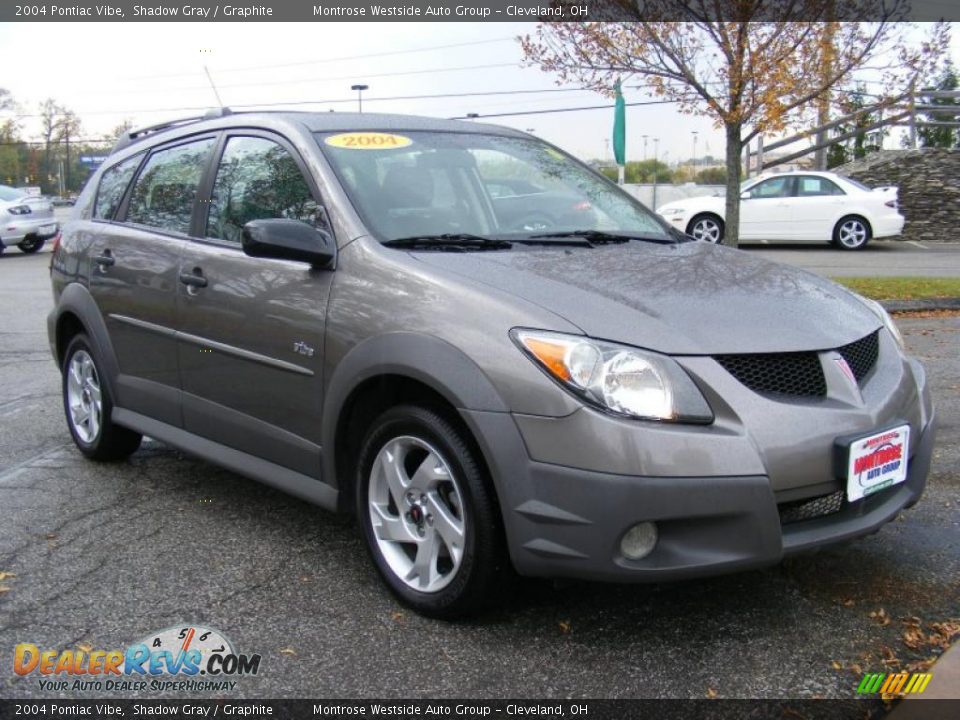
[796, 176, 845, 196]
[125, 138, 216, 235]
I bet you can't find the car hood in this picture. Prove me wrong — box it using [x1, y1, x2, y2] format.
[413, 240, 881, 355]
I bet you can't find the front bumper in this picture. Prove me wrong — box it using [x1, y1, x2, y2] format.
[462, 335, 936, 583]
[465, 408, 934, 583]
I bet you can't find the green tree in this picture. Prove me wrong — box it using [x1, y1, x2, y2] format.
[917, 59, 959, 149]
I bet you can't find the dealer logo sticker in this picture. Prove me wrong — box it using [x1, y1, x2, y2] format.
[13, 624, 261, 693]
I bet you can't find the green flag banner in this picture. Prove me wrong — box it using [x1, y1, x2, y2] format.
[613, 81, 626, 167]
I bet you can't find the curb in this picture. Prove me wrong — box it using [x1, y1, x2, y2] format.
[886, 641, 960, 718]
[881, 297, 960, 313]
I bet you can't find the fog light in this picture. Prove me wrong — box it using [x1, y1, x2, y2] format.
[620, 522, 658, 560]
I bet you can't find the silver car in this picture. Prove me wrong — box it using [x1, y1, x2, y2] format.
[0, 185, 58, 255]
[48, 111, 936, 617]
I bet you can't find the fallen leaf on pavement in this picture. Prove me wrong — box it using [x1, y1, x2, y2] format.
[279, 648, 297, 656]
[0, 572, 15, 581]
[831, 661, 843, 670]
[558, 620, 571, 634]
[77, 643, 93, 653]
[706, 688, 718, 699]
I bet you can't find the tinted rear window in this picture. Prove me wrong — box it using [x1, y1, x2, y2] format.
[94, 155, 141, 220]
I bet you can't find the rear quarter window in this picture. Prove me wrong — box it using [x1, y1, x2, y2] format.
[94, 155, 141, 220]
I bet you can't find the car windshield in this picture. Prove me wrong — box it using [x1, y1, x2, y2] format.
[316, 130, 671, 243]
[0, 185, 25, 202]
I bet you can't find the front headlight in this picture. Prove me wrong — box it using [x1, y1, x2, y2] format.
[512, 329, 713, 423]
[7, 205, 31, 215]
[858, 296, 905, 351]
[658, 207, 684, 216]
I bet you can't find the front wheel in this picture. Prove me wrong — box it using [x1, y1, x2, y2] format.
[686, 213, 725, 243]
[356, 404, 506, 618]
[833, 216, 872, 250]
[63, 334, 142, 461]
[18, 237, 45, 254]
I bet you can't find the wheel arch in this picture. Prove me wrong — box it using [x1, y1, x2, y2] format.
[321, 333, 509, 512]
[51, 283, 121, 400]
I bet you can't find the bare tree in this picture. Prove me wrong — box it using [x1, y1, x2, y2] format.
[521, 1, 948, 246]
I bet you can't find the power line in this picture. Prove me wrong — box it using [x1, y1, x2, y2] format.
[118, 36, 518, 81]
[2, 87, 596, 119]
[451, 99, 677, 119]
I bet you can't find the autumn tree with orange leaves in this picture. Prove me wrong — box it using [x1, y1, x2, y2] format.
[521, 1, 948, 246]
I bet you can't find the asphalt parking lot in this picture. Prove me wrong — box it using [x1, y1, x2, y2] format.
[0, 244, 958, 700]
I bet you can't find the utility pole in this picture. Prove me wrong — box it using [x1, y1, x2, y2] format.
[652, 138, 660, 209]
[641, 134, 648, 162]
[691, 130, 698, 176]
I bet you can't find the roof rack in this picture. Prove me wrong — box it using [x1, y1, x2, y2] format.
[111, 107, 233, 155]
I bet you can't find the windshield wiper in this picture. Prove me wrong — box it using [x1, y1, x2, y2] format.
[383, 233, 513, 251]
[526, 230, 680, 245]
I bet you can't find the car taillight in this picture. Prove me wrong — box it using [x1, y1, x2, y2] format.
[885, 199, 897, 208]
[49, 231, 61, 272]
[572, 201, 592, 212]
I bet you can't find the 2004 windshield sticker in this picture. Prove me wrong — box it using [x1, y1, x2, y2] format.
[325, 132, 413, 149]
[13, 625, 261, 693]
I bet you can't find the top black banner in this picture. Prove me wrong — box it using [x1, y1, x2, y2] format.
[2, 0, 958, 23]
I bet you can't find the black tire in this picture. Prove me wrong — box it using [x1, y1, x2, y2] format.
[686, 213, 725, 243]
[832, 215, 872, 250]
[355, 404, 507, 618]
[62, 334, 142, 461]
[18, 236, 45, 254]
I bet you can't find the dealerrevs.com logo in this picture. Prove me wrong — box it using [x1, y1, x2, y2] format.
[14, 625, 261, 693]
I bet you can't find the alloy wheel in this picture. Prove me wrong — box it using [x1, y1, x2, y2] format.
[691, 217, 722, 243]
[66, 349, 102, 444]
[367, 435, 466, 593]
[837, 219, 868, 249]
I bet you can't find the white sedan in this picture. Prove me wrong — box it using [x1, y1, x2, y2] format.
[656, 171, 905, 250]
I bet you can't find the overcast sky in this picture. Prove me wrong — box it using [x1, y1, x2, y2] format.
[0, 21, 957, 164]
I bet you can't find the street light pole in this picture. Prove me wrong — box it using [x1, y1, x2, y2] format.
[642, 134, 648, 162]
[652, 138, 660, 210]
[691, 131, 698, 176]
[350, 84, 369, 113]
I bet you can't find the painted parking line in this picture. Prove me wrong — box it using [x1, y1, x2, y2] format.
[906, 241, 929, 250]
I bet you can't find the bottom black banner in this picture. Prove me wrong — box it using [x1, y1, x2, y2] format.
[1, 699, 959, 720]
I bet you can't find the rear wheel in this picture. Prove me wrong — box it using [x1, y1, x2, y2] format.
[833, 216, 872, 250]
[356, 404, 506, 618]
[18, 236, 45, 254]
[686, 213, 725, 243]
[63, 334, 142, 461]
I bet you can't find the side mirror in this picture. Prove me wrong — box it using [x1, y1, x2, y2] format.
[241, 219, 336, 268]
[740, 190, 752, 200]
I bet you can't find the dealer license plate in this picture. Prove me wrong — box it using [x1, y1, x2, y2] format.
[845, 425, 910, 502]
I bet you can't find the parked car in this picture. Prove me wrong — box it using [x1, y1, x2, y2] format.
[483, 178, 597, 232]
[0, 185, 58, 255]
[657, 171, 904, 249]
[48, 111, 935, 617]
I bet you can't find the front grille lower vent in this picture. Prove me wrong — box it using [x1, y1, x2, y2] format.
[715, 351, 827, 398]
[715, 330, 880, 399]
[778, 491, 845, 525]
